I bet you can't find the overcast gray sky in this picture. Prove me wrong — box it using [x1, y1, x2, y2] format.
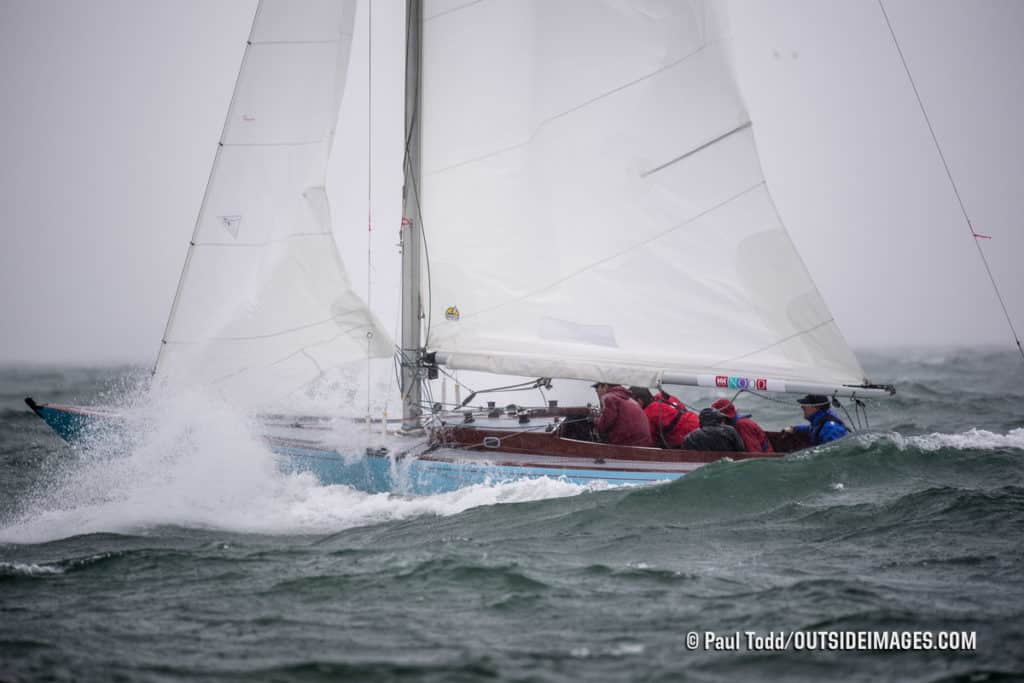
[1, 0, 1021, 365]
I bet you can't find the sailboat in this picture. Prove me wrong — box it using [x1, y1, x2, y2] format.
[27, 0, 894, 494]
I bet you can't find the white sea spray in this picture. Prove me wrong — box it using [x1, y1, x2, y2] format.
[1, 380, 610, 543]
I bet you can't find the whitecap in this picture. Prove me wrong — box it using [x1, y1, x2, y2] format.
[0, 562, 63, 576]
[861, 427, 1024, 452]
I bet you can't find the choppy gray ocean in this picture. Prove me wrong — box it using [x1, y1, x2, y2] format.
[2, 349, 1023, 682]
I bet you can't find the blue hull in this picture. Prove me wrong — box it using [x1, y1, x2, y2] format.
[25, 398, 106, 443]
[26, 399, 683, 495]
[275, 443, 680, 494]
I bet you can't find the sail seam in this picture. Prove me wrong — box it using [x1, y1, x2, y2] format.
[641, 121, 752, 177]
[166, 316, 357, 343]
[453, 181, 766, 324]
[220, 140, 326, 148]
[275, 330, 355, 369]
[708, 318, 838, 369]
[191, 231, 331, 248]
[424, 0, 487, 22]
[208, 326, 368, 387]
[250, 39, 345, 46]
[424, 43, 712, 177]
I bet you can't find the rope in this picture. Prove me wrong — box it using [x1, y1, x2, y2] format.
[878, 0, 1024, 362]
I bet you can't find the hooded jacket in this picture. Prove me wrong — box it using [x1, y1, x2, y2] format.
[595, 385, 653, 447]
[681, 408, 746, 452]
[643, 393, 699, 448]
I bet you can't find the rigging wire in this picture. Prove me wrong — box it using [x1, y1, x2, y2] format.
[741, 386, 881, 432]
[366, 0, 374, 424]
[833, 397, 860, 432]
[878, 0, 1024, 362]
[433, 367, 554, 409]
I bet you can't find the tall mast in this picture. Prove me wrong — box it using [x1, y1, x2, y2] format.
[400, 0, 424, 432]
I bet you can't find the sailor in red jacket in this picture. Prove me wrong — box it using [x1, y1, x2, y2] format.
[711, 399, 774, 453]
[630, 387, 699, 448]
[592, 383, 653, 446]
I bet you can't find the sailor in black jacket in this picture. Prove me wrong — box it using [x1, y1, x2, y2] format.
[681, 408, 746, 452]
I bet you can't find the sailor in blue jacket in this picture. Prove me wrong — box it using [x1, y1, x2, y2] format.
[788, 394, 848, 445]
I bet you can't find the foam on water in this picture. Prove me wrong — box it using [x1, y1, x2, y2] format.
[0, 562, 64, 576]
[0, 384, 606, 544]
[858, 427, 1024, 451]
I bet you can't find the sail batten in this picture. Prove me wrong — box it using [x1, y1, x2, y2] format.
[642, 120, 753, 178]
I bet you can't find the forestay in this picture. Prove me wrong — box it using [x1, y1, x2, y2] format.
[156, 0, 392, 409]
[418, 0, 871, 392]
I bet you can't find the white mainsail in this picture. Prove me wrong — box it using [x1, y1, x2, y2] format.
[155, 0, 393, 409]
[417, 0, 872, 393]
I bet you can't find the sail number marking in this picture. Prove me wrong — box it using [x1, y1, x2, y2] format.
[707, 375, 775, 392]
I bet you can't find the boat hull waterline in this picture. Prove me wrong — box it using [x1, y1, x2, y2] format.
[25, 399, 799, 495]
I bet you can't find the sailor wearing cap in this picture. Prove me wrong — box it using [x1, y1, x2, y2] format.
[786, 394, 849, 446]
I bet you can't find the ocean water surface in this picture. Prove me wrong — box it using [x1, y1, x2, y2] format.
[1, 350, 1023, 682]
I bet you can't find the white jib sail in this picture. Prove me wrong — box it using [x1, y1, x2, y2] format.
[418, 0, 871, 392]
[155, 0, 393, 410]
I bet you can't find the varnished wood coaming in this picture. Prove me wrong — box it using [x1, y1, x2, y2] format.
[430, 408, 811, 466]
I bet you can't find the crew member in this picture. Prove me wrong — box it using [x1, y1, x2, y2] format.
[593, 383, 653, 446]
[629, 387, 698, 448]
[787, 394, 848, 445]
[681, 408, 745, 452]
[711, 398, 774, 453]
